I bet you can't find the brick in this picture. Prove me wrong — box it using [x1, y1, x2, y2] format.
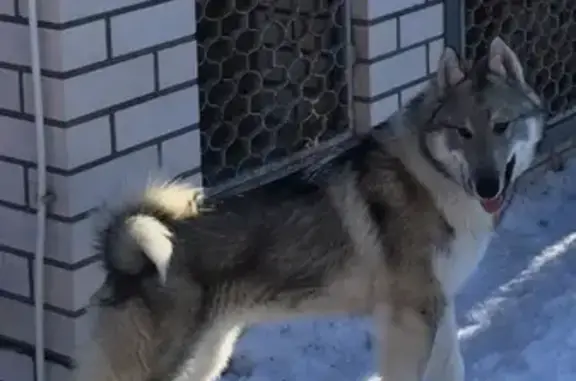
[115, 86, 199, 150]
[0, 21, 29, 67]
[0, 206, 97, 263]
[369, 94, 400, 127]
[47, 217, 99, 264]
[401, 80, 428, 106]
[42, 21, 108, 72]
[0, 117, 111, 170]
[49, 117, 112, 170]
[428, 37, 445, 74]
[44, 262, 104, 311]
[354, 19, 397, 60]
[19, 0, 147, 23]
[0, 252, 30, 297]
[354, 47, 427, 98]
[0, 68, 20, 112]
[30, 146, 159, 218]
[354, 94, 399, 133]
[353, 0, 425, 20]
[0, 297, 92, 357]
[0, 206, 35, 255]
[0, 21, 106, 72]
[0, 117, 37, 163]
[23, 55, 155, 121]
[111, 0, 196, 57]
[160, 129, 201, 178]
[158, 41, 198, 89]
[400, 4, 444, 47]
[0, 1, 15, 15]
[0, 161, 26, 205]
[0, 349, 34, 381]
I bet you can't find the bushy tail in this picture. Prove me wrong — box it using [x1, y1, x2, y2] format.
[99, 181, 204, 283]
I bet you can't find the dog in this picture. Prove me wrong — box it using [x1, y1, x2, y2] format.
[74, 37, 545, 381]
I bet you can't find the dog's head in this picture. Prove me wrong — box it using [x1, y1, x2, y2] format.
[423, 37, 546, 214]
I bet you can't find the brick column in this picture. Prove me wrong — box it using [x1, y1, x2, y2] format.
[352, 0, 445, 133]
[0, 1, 200, 380]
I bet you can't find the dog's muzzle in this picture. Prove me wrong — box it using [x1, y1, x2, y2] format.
[474, 155, 516, 214]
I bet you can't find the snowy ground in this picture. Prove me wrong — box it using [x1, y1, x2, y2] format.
[221, 155, 576, 381]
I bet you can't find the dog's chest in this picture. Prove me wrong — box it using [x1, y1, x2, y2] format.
[432, 194, 494, 296]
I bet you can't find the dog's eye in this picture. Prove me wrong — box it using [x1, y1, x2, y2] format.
[456, 128, 473, 139]
[493, 122, 509, 135]
[440, 123, 473, 139]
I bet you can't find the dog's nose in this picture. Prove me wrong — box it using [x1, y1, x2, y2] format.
[474, 175, 500, 199]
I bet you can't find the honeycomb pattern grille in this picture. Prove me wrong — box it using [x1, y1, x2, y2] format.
[465, 0, 576, 124]
[196, 0, 351, 187]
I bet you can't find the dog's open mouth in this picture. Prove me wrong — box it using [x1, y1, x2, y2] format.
[479, 155, 516, 214]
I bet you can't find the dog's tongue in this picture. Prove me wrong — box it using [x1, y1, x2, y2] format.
[480, 195, 503, 214]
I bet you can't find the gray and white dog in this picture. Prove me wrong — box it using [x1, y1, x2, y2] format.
[74, 37, 545, 381]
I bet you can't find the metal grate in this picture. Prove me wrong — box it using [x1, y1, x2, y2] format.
[464, 0, 576, 124]
[196, 0, 353, 187]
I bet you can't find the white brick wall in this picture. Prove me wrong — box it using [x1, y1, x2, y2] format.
[48, 117, 114, 169]
[23, 56, 156, 121]
[354, 47, 428, 99]
[399, 3, 444, 47]
[114, 86, 199, 150]
[0, 21, 108, 72]
[0, 252, 30, 296]
[33, 146, 160, 217]
[353, 0, 426, 20]
[161, 129, 202, 176]
[0, 0, 200, 379]
[0, 161, 27, 205]
[0, 1, 15, 15]
[18, 0, 149, 23]
[0, 350, 34, 381]
[158, 41, 198, 89]
[353, 0, 445, 130]
[353, 19, 397, 60]
[110, 0, 196, 56]
[428, 37, 445, 73]
[0, 68, 20, 111]
[0, 297, 92, 356]
[44, 262, 105, 311]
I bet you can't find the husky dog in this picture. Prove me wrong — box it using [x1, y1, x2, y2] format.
[75, 37, 545, 381]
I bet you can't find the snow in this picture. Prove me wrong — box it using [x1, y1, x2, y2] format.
[222, 156, 576, 381]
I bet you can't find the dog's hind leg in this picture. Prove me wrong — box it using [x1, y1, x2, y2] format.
[374, 296, 445, 381]
[424, 302, 464, 381]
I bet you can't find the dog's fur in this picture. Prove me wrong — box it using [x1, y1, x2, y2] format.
[75, 37, 546, 381]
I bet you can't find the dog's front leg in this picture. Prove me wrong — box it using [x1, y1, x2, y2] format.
[424, 302, 464, 381]
[146, 312, 243, 381]
[374, 299, 442, 381]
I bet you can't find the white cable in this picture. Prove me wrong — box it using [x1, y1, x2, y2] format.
[27, 0, 47, 380]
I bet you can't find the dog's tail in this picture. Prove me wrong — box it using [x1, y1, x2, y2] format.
[98, 181, 204, 284]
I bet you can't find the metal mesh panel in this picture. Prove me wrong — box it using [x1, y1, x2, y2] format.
[196, 0, 352, 187]
[465, 0, 576, 124]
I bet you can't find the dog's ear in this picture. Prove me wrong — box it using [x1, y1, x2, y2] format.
[488, 37, 525, 83]
[437, 47, 465, 94]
